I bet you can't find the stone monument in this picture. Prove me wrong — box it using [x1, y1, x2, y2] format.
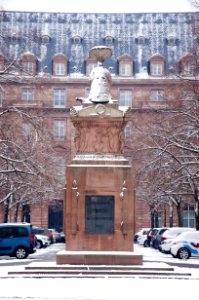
[56, 46, 143, 265]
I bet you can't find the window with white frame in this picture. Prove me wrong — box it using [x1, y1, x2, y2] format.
[54, 63, 65, 76]
[53, 89, 66, 107]
[183, 62, 195, 76]
[21, 88, 34, 102]
[55, 157, 65, 185]
[124, 121, 132, 140]
[151, 62, 163, 76]
[120, 62, 132, 76]
[119, 90, 132, 107]
[22, 123, 33, 140]
[53, 120, 65, 140]
[183, 206, 195, 228]
[150, 90, 164, 101]
[22, 62, 34, 74]
[181, 90, 195, 108]
[53, 54, 67, 76]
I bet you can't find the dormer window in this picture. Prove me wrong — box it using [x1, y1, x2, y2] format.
[120, 63, 132, 76]
[53, 54, 68, 76]
[118, 55, 133, 77]
[72, 34, 82, 44]
[54, 63, 65, 75]
[23, 62, 34, 74]
[167, 34, 177, 46]
[11, 32, 20, 43]
[150, 55, 164, 76]
[20, 53, 37, 75]
[180, 54, 197, 76]
[137, 35, 145, 45]
[41, 34, 50, 44]
[104, 35, 114, 44]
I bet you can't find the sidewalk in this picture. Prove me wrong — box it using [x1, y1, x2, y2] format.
[0, 245, 199, 300]
[0, 270, 198, 300]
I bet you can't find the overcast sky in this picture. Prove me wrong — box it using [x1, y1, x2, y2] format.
[0, 0, 198, 13]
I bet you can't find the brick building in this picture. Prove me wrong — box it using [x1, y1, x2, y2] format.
[0, 11, 198, 231]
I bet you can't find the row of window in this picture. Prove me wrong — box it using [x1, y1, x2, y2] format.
[0, 53, 197, 77]
[1, 87, 195, 108]
[20, 58, 199, 77]
[0, 88, 165, 108]
[2, 88, 195, 108]
[154, 206, 196, 228]
[22, 120, 66, 140]
[6, 33, 180, 46]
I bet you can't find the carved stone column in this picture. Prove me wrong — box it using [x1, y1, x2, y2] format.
[57, 46, 142, 265]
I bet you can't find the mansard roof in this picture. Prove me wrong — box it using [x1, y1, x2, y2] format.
[0, 11, 198, 75]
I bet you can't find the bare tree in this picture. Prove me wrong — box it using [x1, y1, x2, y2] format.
[0, 107, 65, 222]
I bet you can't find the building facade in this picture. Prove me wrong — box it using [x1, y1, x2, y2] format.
[0, 11, 198, 231]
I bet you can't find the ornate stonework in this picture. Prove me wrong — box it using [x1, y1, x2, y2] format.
[73, 119, 125, 154]
[59, 46, 140, 264]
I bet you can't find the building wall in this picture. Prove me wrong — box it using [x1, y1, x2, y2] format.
[0, 11, 198, 231]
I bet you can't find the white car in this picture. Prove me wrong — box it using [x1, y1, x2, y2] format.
[35, 234, 50, 249]
[137, 234, 149, 247]
[170, 231, 199, 259]
[160, 227, 195, 253]
[134, 228, 150, 243]
[160, 238, 175, 253]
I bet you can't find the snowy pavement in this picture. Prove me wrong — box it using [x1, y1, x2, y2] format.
[0, 244, 199, 300]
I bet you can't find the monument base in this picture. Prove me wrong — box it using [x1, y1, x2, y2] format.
[56, 251, 143, 265]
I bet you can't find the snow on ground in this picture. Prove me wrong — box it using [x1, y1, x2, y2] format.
[0, 244, 199, 300]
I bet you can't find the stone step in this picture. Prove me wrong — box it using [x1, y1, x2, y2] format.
[25, 265, 175, 272]
[8, 269, 191, 278]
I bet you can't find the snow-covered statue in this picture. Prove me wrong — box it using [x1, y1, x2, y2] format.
[88, 62, 112, 103]
[88, 46, 112, 103]
[75, 46, 113, 104]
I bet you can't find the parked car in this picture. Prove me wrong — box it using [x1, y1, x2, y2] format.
[48, 228, 61, 243]
[35, 234, 50, 249]
[151, 227, 169, 249]
[32, 226, 49, 237]
[137, 229, 151, 247]
[60, 231, 65, 243]
[32, 227, 50, 248]
[134, 228, 150, 243]
[147, 228, 159, 247]
[170, 231, 199, 259]
[0, 222, 37, 259]
[160, 227, 196, 253]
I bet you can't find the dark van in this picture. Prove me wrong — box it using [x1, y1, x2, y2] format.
[0, 223, 37, 259]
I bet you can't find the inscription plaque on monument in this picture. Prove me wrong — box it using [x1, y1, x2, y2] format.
[85, 195, 114, 234]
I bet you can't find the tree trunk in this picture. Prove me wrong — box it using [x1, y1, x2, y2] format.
[176, 201, 182, 226]
[14, 202, 19, 222]
[194, 188, 199, 230]
[164, 206, 167, 227]
[169, 204, 173, 227]
[150, 207, 154, 228]
[3, 199, 10, 223]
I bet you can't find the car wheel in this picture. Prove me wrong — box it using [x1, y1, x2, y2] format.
[15, 247, 28, 259]
[36, 240, 43, 249]
[177, 247, 190, 259]
[144, 240, 149, 247]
